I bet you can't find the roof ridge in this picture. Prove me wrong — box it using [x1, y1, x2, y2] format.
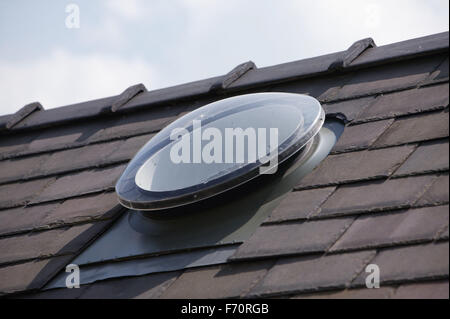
[0, 32, 448, 135]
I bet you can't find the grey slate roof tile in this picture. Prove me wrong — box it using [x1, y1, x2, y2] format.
[416, 173, 449, 206]
[357, 83, 449, 121]
[0, 202, 59, 237]
[318, 174, 437, 217]
[269, 73, 351, 101]
[327, 55, 445, 101]
[394, 139, 449, 176]
[0, 135, 150, 186]
[0, 221, 110, 265]
[330, 205, 449, 252]
[18, 285, 88, 299]
[439, 227, 449, 240]
[0, 255, 73, 295]
[0, 153, 51, 184]
[323, 96, 376, 122]
[42, 192, 120, 227]
[331, 119, 394, 153]
[352, 242, 449, 286]
[37, 140, 124, 177]
[392, 281, 449, 299]
[0, 133, 36, 160]
[429, 56, 449, 82]
[0, 193, 118, 238]
[265, 187, 336, 223]
[80, 271, 180, 299]
[293, 287, 394, 299]
[231, 218, 354, 260]
[160, 261, 273, 299]
[32, 164, 126, 204]
[297, 145, 416, 188]
[3, 110, 175, 162]
[88, 107, 181, 143]
[0, 177, 55, 209]
[106, 133, 154, 163]
[250, 251, 375, 297]
[373, 110, 449, 148]
[27, 121, 103, 154]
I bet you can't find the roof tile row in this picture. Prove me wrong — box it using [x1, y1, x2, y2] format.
[394, 139, 449, 177]
[317, 174, 438, 217]
[231, 218, 354, 260]
[330, 205, 448, 252]
[323, 54, 447, 102]
[331, 118, 394, 153]
[352, 242, 449, 286]
[373, 109, 449, 148]
[0, 192, 119, 237]
[0, 221, 109, 265]
[0, 133, 153, 186]
[0, 106, 181, 161]
[0, 255, 72, 296]
[294, 281, 448, 299]
[356, 83, 449, 122]
[297, 144, 416, 189]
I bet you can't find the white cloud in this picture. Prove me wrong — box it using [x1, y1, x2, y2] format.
[167, 0, 449, 85]
[0, 0, 448, 115]
[78, 15, 127, 48]
[105, 0, 145, 20]
[0, 49, 157, 115]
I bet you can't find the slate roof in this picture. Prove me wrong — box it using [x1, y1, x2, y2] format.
[0, 32, 449, 299]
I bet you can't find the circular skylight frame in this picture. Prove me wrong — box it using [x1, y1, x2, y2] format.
[116, 93, 325, 211]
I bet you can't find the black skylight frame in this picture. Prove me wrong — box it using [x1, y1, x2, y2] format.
[116, 93, 325, 211]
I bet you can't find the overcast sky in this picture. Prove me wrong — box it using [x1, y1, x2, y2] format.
[0, 0, 448, 116]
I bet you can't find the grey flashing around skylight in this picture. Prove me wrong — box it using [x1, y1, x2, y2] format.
[45, 245, 238, 290]
[2, 32, 447, 134]
[69, 195, 281, 266]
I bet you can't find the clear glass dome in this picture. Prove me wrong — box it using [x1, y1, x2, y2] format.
[116, 92, 324, 210]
